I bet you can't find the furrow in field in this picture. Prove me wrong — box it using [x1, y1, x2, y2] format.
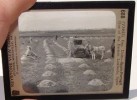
[56, 37, 68, 48]
[53, 40, 68, 53]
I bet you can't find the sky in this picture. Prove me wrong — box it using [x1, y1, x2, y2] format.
[19, 10, 116, 31]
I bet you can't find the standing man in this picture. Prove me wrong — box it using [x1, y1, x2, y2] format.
[111, 39, 115, 58]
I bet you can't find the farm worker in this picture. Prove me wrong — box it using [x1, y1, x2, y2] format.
[55, 35, 58, 40]
[24, 46, 38, 60]
[0, 0, 37, 100]
[28, 37, 33, 44]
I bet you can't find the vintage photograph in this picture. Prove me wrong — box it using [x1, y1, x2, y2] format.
[2, 1, 135, 99]
[18, 10, 116, 94]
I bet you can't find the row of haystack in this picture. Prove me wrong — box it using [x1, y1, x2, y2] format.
[53, 40, 68, 53]
[78, 63, 104, 86]
[37, 40, 58, 92]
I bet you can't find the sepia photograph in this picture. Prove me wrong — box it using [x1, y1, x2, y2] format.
[18, 10, 116, 94]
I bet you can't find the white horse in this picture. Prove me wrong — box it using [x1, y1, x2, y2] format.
[85, 44, 96, 60]
[92, 46, 105, 60]
[86, 45, 105, 60]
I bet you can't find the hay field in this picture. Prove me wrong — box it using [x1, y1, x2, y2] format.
[19, 31, 115, 94]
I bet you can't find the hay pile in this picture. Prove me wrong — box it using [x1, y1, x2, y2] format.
[43, 39, 52, 55]
[45, 64, 57, 70]
[104, 58, 112, 63]
[37, 80, 56, 87]
[21, 55, 35, 64]
[46, 55, 54, 59]
[83, 70, 96, 75]
[42, 71, 56, 77]
[88, 79, 104, 86]
[78, 63, 90, 68]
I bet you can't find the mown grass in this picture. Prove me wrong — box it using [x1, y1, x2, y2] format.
[20, 35, 114, 93]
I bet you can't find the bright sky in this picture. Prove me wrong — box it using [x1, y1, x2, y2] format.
[19, 10, 116, 31]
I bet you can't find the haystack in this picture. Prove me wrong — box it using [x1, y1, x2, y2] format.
[88, 79, 104, 86]
[104, 58, 112, 63]
[42, 71, 56, 77]
[83, 70, 96, 75]
[45, 64, 57, 70]
[46, 55, 54, 58]
[78, 63, 90, 68]
[21, 55, 35, 64]
[37, 80, 56, 87]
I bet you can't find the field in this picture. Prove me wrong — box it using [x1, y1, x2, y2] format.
[19, 30, 115, 94]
